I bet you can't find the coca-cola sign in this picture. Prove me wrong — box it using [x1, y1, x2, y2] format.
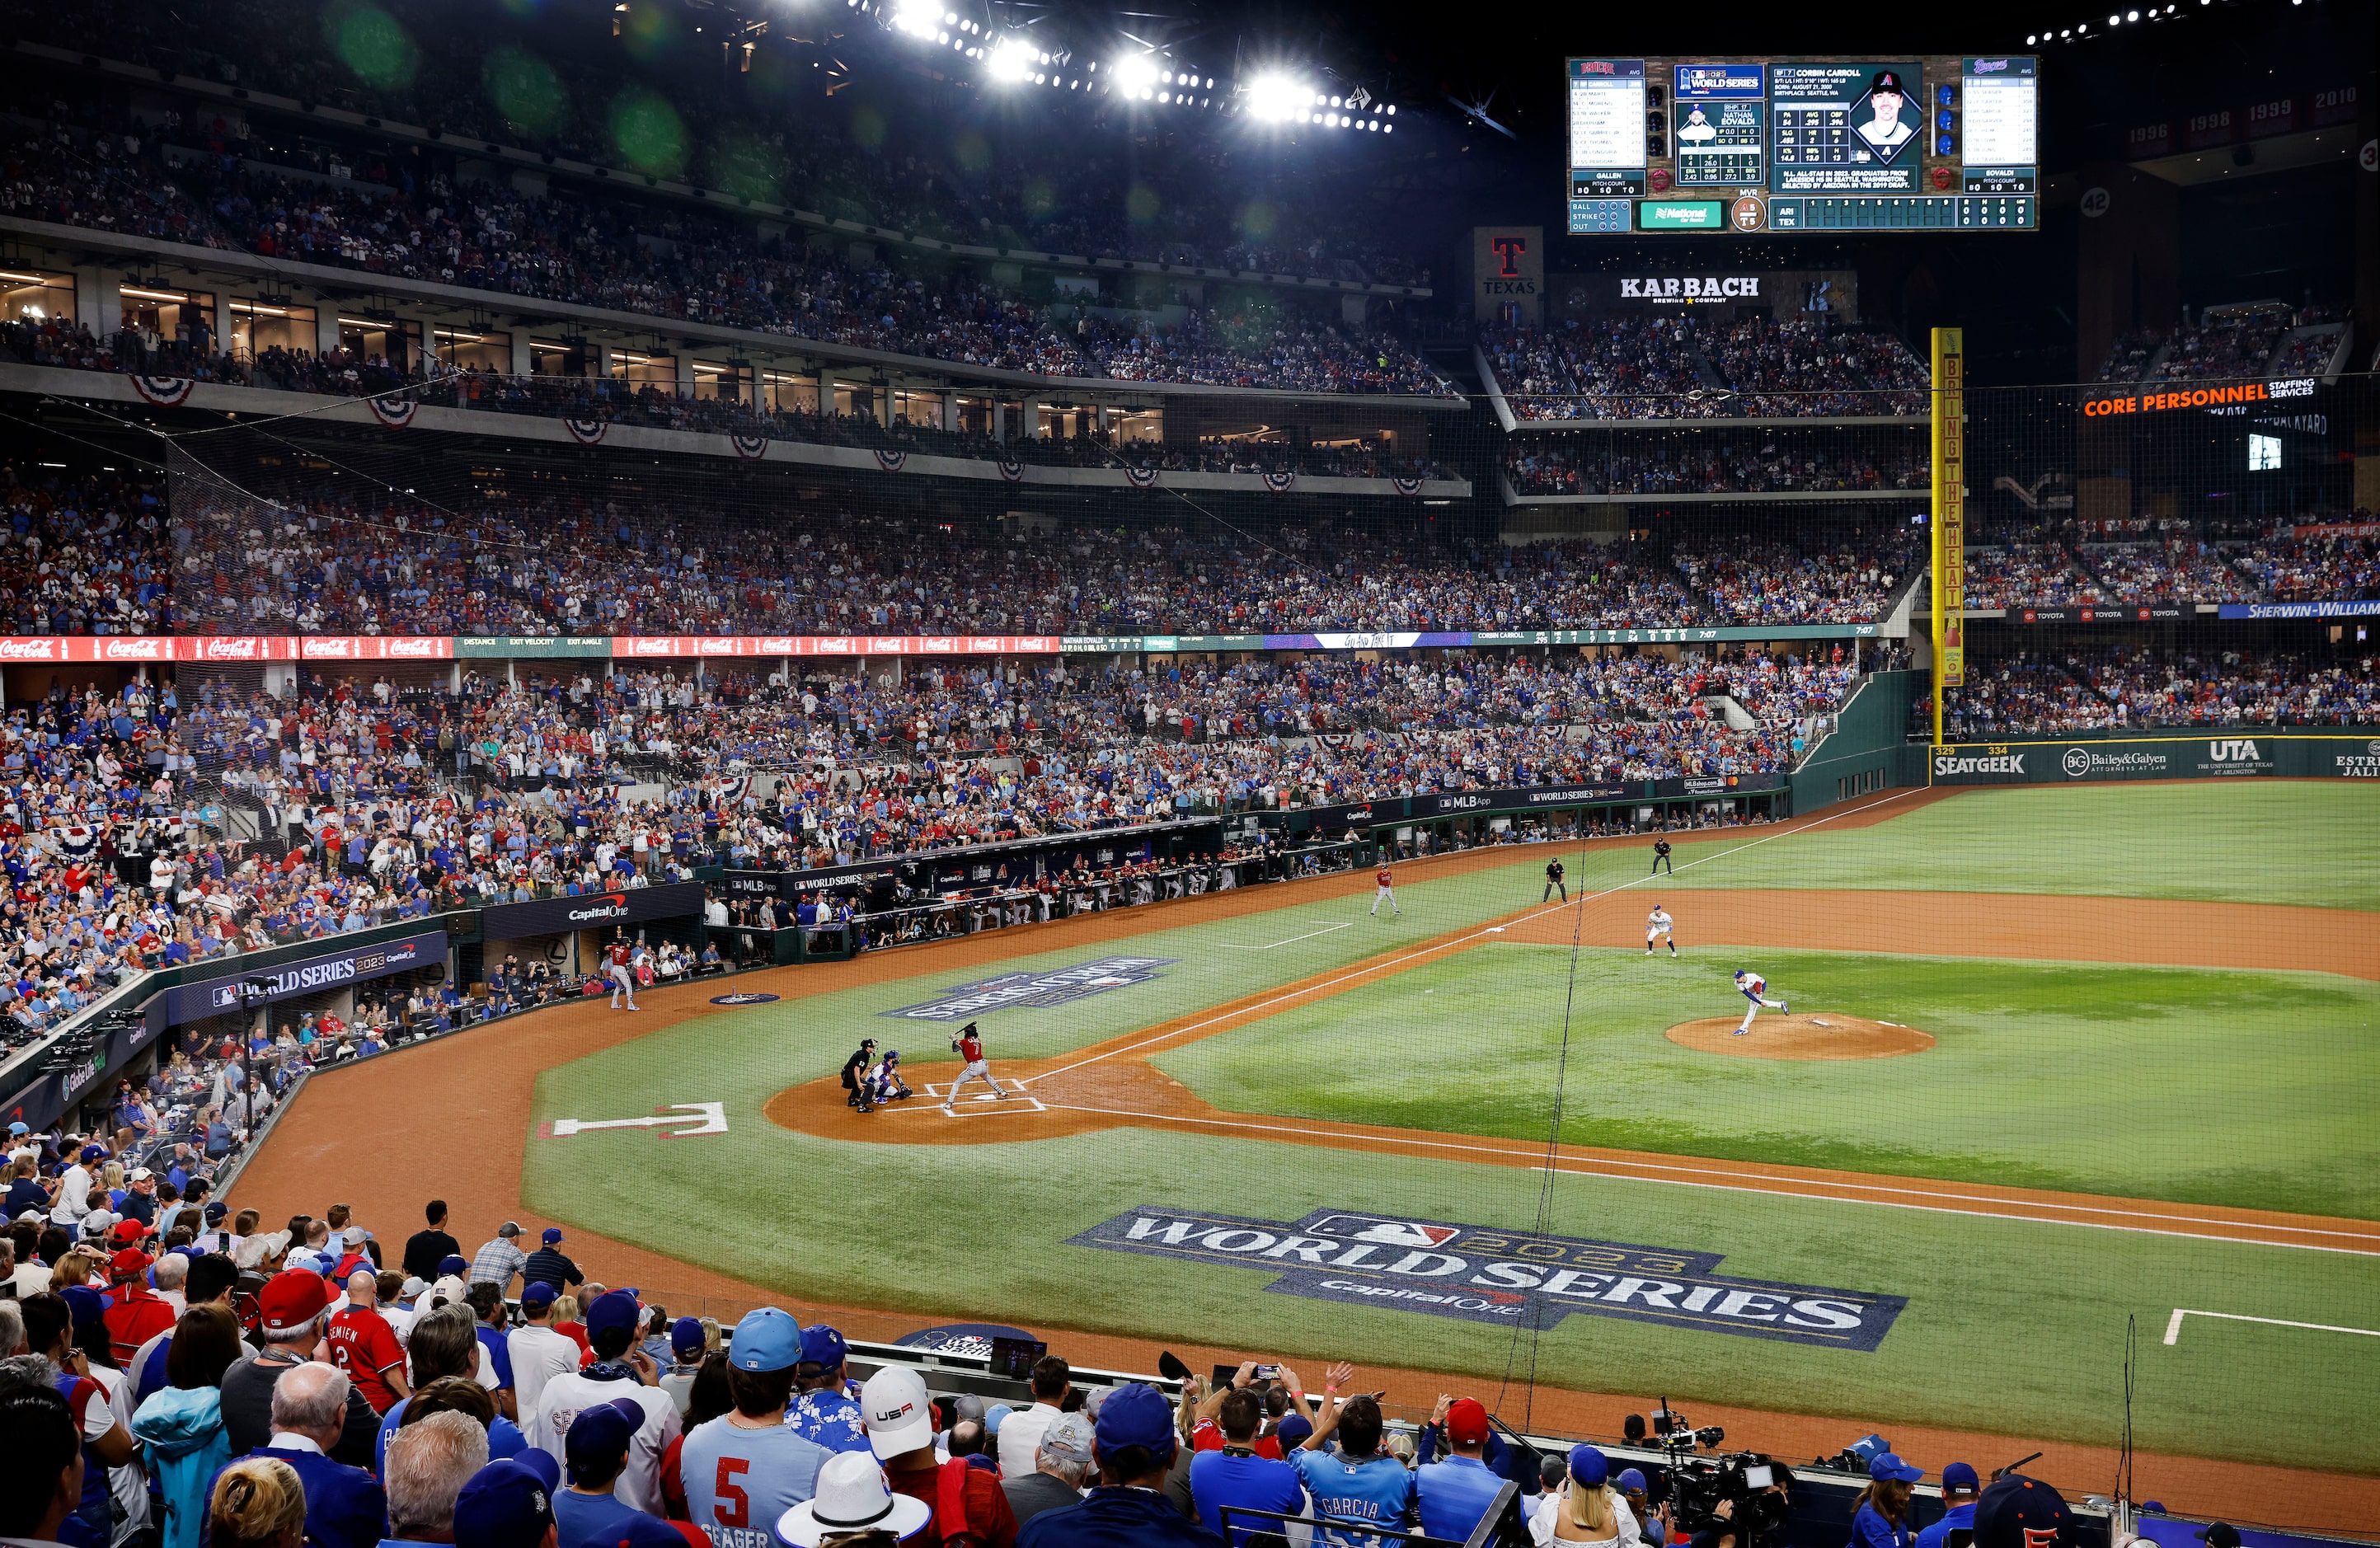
[0, 638, 62, 660]
[200, 636, 266, 660]
[100, 637, 167, 661]
[386, 636, 448, 659]
[628, 637, 678, 656]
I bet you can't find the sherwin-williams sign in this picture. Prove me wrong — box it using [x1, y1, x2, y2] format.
[1931, 735, 2378, 785]
[882, 956, 1180, 1022]
[1073, 1207, 1907, 1350]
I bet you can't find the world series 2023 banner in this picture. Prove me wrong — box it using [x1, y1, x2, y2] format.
[1932, 735, 2380, 785]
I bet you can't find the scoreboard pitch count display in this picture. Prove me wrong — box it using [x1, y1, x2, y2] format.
[1566, 55, 2038, 234]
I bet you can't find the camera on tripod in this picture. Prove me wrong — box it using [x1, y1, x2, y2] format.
[1653, 1405, 1792, 1545]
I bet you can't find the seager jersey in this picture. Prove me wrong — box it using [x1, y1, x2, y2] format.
[678, 1414, 832, 1548]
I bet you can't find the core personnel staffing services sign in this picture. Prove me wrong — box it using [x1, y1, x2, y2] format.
[1073, 1206, 1908, 1350]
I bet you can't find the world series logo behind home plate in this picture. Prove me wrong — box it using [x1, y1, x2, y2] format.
[880, 955, 1180, 1021]
[1072, 1206, 1908, 1350]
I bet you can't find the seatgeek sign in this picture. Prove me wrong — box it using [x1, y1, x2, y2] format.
[1073, 1207, 1906, 1350]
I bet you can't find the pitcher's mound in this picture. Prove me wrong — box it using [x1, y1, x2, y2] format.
[1665, 1016, 1935, 1061]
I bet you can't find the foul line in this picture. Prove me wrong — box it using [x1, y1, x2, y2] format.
[2162, 1308, 2380, 1344]
[1021, 786, 1932, 1090]
[1218, 922, 1354, 951]
[1027, 1100, 2380, 1255]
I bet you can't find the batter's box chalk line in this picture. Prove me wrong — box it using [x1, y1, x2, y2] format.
[920, 1081, 1047, 1117]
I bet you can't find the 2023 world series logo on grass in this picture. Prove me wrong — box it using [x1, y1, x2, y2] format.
[883, 956, 1181, 1021]
[1074, 1207, 1907, 1351]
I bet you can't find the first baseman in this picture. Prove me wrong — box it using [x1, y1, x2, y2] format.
[1372, 863, 1401, 917]
[944, 1020, 1015, 1110]
[1733, 969, 1787, 1034]
[1645, 906, 1677, 956]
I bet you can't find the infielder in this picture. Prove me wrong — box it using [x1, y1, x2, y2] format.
[1646, 906, 1677, 956]
[1732, 969, 1787, 1034]
[604, 936, 638, 1011]
[944, 1020, 1015, 1110]
[1371, 862, 1401, 917]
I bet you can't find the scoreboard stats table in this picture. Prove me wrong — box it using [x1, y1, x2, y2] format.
[1566, 55, 2037, 234]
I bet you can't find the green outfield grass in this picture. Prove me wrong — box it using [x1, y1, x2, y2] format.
[516, 782, 2380, 1471]
[1152, 946, 2380, 1219]
[1556, 783, 2380, 911]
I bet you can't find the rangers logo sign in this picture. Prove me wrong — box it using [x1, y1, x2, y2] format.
[565, 417, 608, 445]
[1261, 471, 1296, 493]
[129, 375, 195, 407]
[998, 457, 1026, 481]
[366, 392, 419, 428]
[1124, 466, 1160, 489]
[1074, 1206, 1906, 1350]
[733, 434, 769, 460]
[874, 448, 908, 473]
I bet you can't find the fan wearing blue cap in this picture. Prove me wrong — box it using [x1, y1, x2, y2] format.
[1853, 1452, 1927, 1548]
[682, 1308, 833, 1541]
[788, 1325, 870, 1456]
[525, 1292, 682, 1518]
[1014, 1382, 1223, 1547]
[1538, 1446, 1642, 1544]
[454, 1458, 556, 1548]
[553, 1401, 681, 1548]
[1916, 1463, 1981, 1548]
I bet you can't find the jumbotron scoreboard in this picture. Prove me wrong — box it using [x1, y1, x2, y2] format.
[1566, 55, 2038, 233]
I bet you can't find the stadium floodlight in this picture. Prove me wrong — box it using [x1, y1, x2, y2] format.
[1112, 54, 1158, 95]
[1244, 74, 1309, 121]
[890, 0, 938, 35]
[985, 35, 1034, 82]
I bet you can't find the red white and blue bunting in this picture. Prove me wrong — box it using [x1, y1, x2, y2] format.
[128, 375, 195, 407]
[565, 418, 608, 445]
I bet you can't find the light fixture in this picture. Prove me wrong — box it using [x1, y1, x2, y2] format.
[1112, 54, 1158, 95]
[985, 35, 1034, 82]
[1245, 74, 1309, 121]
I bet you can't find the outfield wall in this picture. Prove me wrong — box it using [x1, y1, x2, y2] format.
[1930, 733, 2380, 785]
[1791, 670, 1927, 813]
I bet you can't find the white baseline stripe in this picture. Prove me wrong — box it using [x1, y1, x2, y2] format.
[1021, 786, 1929, 1088]
[2162, 1308, 2380, 1344]
[1028, 1100, 2379, 1256]
[1218, 922, 1354, 951]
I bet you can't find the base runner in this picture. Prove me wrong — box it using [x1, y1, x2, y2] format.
[605, 937, 639, 1011]
[1646, 906, 1677, 956]
[1371, 863, 1401, 917]
[1733, 969, 1787, 1034]
[943, 1021, 1015, 1111]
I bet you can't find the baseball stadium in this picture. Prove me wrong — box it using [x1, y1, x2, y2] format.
[0, 2, 2370, 1547]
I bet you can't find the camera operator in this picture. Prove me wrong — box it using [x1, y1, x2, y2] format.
[1530, 1445, 1639, 1546]
[1851, 1453, 1926, 1548]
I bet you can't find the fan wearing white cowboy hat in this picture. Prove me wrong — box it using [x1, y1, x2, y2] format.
[778, 1452, 932, 1546]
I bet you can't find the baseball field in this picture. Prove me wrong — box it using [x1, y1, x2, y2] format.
[237, 781, 2380, 1526]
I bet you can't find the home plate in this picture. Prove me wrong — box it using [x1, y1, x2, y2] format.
[921, 1082, 1047, 1117]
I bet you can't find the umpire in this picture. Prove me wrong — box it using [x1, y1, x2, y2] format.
[1542, 857, 1567, 902]
[1650, 837, 1674, 875]
[841, 1038, 878, 1113]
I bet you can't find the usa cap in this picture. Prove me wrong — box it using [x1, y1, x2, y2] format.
[860, 1366, 935, 1459]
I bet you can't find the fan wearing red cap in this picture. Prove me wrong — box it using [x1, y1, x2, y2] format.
[102, 1246, 176, 1365]
[1415, 1397, 1505, 1543]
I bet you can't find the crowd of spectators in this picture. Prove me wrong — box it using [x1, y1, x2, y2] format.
[1957, 514, 2379, 609]
[1960, 543, 2106, 609]
[1673, 534, 1917, 626]
[1940, 646, 2379, 736]
[1482, 318, 1930, 420]
[0, 104, 1448, 397]
[2087, 301, 2342, 385]
[1505, 437, 1928, 496]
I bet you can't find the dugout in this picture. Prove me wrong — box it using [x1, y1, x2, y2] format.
[470, 880, 709, 990]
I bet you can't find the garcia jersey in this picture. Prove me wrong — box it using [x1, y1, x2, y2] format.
[1290, 1447, 1417, 1547]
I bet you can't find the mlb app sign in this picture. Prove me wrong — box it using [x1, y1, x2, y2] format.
[1074, 1206, 1907, 1350]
